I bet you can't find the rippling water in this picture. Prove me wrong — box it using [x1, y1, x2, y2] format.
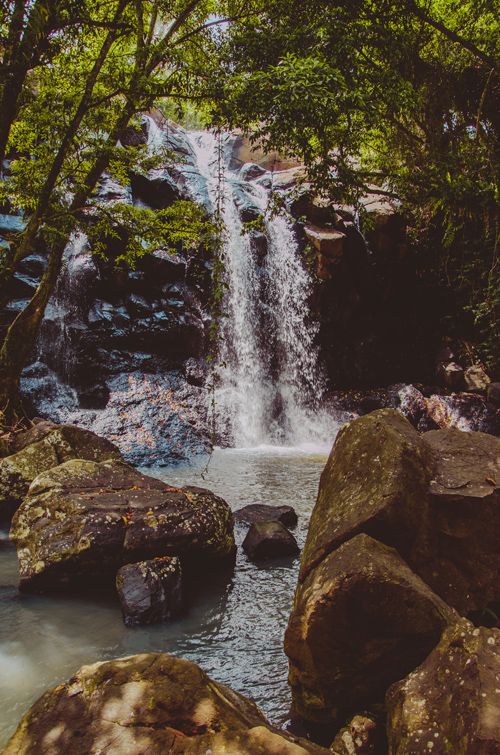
[0, 448, 328, 746]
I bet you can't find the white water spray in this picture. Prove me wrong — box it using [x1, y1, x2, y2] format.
[186, 131, 332, 449]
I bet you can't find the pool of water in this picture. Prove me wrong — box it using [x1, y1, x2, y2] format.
[0, 447, 328, 746]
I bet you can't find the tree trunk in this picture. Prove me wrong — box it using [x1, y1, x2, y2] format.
[0, 236, 66, 422]
[0, 100, 137, 422]
[0, 0, 129, 294]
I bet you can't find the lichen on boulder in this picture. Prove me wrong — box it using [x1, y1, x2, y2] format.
[10, 458, 235, 592]
[0, 422, 122, 521]
[286, 409, 500, 732]
[386, 620, 500, 754]
[3, 653, 329, 754]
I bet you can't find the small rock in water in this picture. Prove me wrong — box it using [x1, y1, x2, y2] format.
[243, 521, 300, 561]
[234, 503, 298, 528]
[116, 556, 182, 627]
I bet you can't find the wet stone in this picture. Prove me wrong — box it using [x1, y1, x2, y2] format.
[234, 503, 298, 528]
[242, 520, 300, 561]
[116, 556, 182, 627]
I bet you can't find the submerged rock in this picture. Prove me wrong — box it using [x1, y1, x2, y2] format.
[243, 520, 300, 561]
[116, 556, 182, 627]
[11, 459, 235, 592]
[285, 534, 457, 727]
[386, 620, 500, 755]
[3, 653, 328, 754]
[234, 503, 298, 528]
[0, 423, 121, 521]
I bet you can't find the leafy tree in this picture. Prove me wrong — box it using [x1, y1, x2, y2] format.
[216, 0, 500, 371]
[0, 0, 242, 421]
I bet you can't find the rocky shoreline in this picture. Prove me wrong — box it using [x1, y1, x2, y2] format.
[1, 409, 499, 753]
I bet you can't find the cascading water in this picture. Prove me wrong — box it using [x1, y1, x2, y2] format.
[186, 131, 330, 448]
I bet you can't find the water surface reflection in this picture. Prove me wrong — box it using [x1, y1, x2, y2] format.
[0, 448, 327, 746]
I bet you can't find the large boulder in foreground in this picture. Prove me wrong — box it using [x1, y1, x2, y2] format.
[287, 409, 500, 730]
[285, 534, 457, 726]
[11, 459, 235, 592]
[386, 620, 500, 754]
[116, 556, 182, 627]
[298, 410, 433, 586]
[0, 422, 121, 521]
[3, 653, 328, 754]
[299, 410, 500, 614]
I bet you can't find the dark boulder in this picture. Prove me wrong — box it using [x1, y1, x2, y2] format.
[285, 410, 500, 731]
[116, 556, 182, 626]
[421, 428, 500, 614]
[4, 653, 328, 754]
[234, 503, 298, 528]
[130, 171, 181, 210]
[386, 620, 500, 755]
[298, 409, 434, 586]
[242, 520, 299, 561]
[11, 458, 235, 592]
[285, 534, 457, 728]
[436, 361, 465, 390]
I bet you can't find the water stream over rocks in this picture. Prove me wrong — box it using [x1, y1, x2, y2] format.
[0, 448, 327, 747]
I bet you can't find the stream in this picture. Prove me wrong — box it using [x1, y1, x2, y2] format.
[0, 446, 329, 747]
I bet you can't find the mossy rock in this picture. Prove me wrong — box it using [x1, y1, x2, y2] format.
[0, 423, 122, 522]
[11, 458, 236, 592]
[3, 653, 329, 754]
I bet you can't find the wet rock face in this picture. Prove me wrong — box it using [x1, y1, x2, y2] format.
[116, 556, 182, 626]
[3, 653, 329, 755]
[21, 369, 211, 467]
[15, 173, 213, 466]
[286, 409, 500, 731]
[386, 620, 500, 755]
[243, 520, 300, 561]
[10, 458, 236, 592]
[0, 423, 121, 522]
[285, 534, 457, 726]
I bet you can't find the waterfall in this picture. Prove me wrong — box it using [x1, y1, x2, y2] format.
[186, 131, 329, 449]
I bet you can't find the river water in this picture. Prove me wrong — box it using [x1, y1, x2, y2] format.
[0, 447, 329, 747]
